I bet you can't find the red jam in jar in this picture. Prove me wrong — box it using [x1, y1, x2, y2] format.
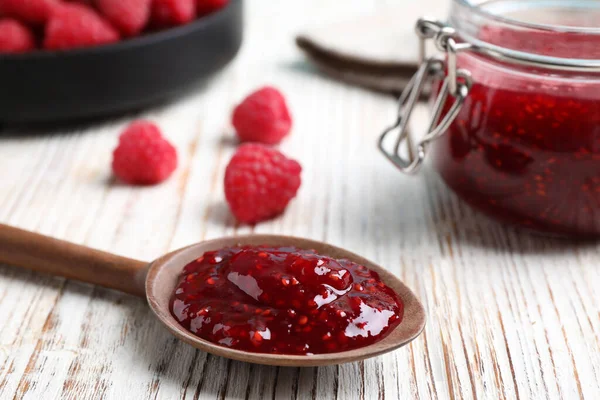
[431, 0, 600, 237]
[170, 246, 403, 355]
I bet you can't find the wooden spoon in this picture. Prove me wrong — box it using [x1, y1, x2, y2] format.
[0, 223, 426, 367]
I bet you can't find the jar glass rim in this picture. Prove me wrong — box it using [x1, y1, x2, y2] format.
[453, 0, 600, 34]
[449, 0, 600, 70]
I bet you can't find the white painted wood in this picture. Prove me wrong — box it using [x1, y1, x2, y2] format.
[0, 1, 599, 399]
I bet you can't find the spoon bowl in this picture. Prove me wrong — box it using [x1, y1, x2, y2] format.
[146, 235, 426, 366]
[0, 224, 425, 367]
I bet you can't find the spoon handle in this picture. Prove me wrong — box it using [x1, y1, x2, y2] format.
[0, 224, 148, 297]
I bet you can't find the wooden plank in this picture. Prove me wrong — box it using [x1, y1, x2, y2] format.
[0, 0, 598, 399]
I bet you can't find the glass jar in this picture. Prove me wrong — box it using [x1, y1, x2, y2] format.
[379, 0, 600, 238]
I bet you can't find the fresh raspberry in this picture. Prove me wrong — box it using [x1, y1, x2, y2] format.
[97, 0, 151, 37]
[0, 0, 57, 25]
[151, 0, 195, 28]
[224, 144, 302, 224]
[44, 4, 120, 50]
[196, 0, 229, 16]
[232, 86, 292, 145]
[0, 19, 36, 53]
[112, 121, 178, 185]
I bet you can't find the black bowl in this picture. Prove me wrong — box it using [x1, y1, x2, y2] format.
[0, 0, 243, 124]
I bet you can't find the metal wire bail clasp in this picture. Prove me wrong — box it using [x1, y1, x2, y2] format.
[378, 18, 472, 174]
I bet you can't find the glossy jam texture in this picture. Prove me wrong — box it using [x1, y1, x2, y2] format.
[433, 27, 600, 236]
[170, 246, 403, 355]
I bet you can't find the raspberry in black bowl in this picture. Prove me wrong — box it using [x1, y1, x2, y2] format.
[0, 0, 243, 123]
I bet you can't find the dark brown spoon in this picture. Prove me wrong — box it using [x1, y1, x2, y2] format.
[0, 223, 425, 367]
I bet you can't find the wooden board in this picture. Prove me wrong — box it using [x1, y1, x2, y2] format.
[0, 1, 598, 399]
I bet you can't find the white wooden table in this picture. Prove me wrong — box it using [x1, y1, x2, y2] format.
[1, 1, 599, 399]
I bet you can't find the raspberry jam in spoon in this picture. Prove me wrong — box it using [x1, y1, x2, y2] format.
[0, 225, 424, 366]
[170, 246, 404, 355]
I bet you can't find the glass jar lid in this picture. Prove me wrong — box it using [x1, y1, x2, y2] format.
[450, 0, 600, 72]
[378, 0, 600, 175]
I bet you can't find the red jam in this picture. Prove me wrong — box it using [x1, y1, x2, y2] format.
[433, 27, 600, 237]
[170, 246, 403, 355]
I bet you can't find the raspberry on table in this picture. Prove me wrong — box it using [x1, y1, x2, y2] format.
[44, 4, 120, 50]
[232, 86, 293, 145]
[151, 0, 196, 27]
[97, 0, 151, 37]
[196, 0, 229, 16]
[0, 19, 36, 53]
[224, 144, 302, 224]
[0, 0, 57, 25]
[112, 120, 178, 185]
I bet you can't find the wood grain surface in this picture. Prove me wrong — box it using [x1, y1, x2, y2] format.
[0, 1, 598, 399]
